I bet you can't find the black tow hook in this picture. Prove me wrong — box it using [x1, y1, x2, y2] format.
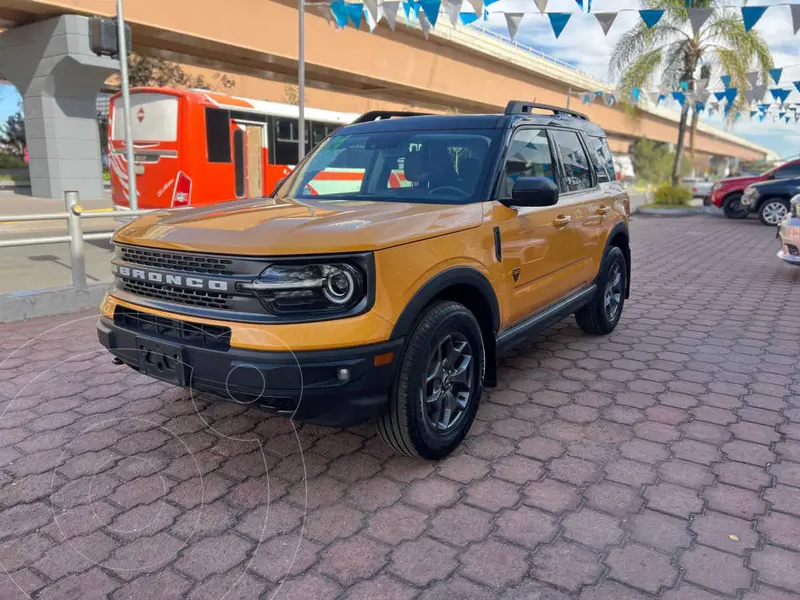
[112, 357, 124, 365]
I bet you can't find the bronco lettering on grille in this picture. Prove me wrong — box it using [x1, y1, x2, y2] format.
[115, 265, 229, 291]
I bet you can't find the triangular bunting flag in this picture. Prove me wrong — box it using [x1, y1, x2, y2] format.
[468, 0, 483, 15]
[419, 10, 432, 37]
[721, 75, 732, 89]
[695, 101, 705, 113]
[688, 8, 712, 35]
[680, 81, 689, 91]
[582, 93, 592, 105]
[575, 0, 584, 11]
[419, 0, 440, 27]
[741, 6, 767, 32]
[330, 0, 350, 28]
[779, 111, 786, 119]
[759, 114, 765, 123]
[793, 5, 800, 35]
[745, 72, 759, 88]
[484, 8, 489, 21]
[714, 91, 726, 102]
[794, 82, 800, 94]
[447, 0, 462, 26]
[771, 89, 790, 104]
[710, 101, 719, 111]
[631, 88, 641, 103]
[534, 0, 548, 14]
[724, 88, 738, 104]
[384, 1, 400, 29]
[639, 10, 663, 29]
[310, 3, 333, 25]
[459, 12, 478, 25]
[750, 110, 757, 118]
[786, 116, 791, 124]
[758, 103, 770, 112]
[547, 13, 571, 38]
[594, 12, 617, 35]
[505, 13, 523, 41]
[769, 68, 783, 84]
[657, 93, 666, 105]
[696, 78, 708, 91]
[672, 91, 686, 106]
[364, 0, 380, 23]
[744, 89, 755, 104]
[604, 93, 615, 107]
[402, 1, 412, 22]
[697, 90, 710, 103]
[753, 85, 767, 102]
[346, 3, 364, 28]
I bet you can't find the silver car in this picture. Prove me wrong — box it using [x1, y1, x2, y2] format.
[777, 194, 800, 266]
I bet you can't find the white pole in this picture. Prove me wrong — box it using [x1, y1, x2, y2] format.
[298, 0, 306, 164]
[116, 0, 138, 210]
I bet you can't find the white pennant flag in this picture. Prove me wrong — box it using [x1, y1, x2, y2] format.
[792, 5, 800, 34]
[383, 1, 400, 30]
[447, 0, 463, 26]
[534, 0, 548, 15]
[364, 0, 380, 23]
[310, 4, 332, 25]
[752, 84, 767, 102]
[594, 12, 618, 36]
[697, 90, 710, 103]
[468, 0, 483, 15]
[504, 13, 524, 41]
[745, 72, 759, 89]
[688, 8, 712, 36]
[695, 78, 708, 91]
[419, 11, 432, 38]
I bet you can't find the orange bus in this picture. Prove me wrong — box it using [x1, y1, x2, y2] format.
[108, 87, 359, 211]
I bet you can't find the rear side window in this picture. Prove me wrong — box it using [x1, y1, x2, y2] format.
[112, 93, 178, 142]
[205, 108, 231, 163]
[587, 136, 615, 183]
[551, 130, 593, 192]
[500, 129, 556, 198]
[774, 163, 800, 178]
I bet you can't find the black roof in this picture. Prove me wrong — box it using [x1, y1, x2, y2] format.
[337, 102, 607, 138]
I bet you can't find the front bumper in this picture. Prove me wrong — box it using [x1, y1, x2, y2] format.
[777, 218, 800, 266]
[97, 316, 404, 428]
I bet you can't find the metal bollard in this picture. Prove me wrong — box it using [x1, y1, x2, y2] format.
[64, 190, 87, 289]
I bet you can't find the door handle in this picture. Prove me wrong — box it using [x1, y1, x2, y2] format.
[596, 205, 611, 215]
[552, 215, 572, 228]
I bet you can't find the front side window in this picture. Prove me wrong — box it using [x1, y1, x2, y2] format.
[774, 163, 800, 179]
[551, 130, 593, 192]
[587, 136, 615, 183]
[280, 130, 500, 204]
[499, 128, 556, 199]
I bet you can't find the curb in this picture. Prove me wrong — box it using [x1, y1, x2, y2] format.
[635, 207, 706, 216]
[1, 283, 109, 323]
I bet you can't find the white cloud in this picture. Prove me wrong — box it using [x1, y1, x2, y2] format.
[474, 0, 799, 158]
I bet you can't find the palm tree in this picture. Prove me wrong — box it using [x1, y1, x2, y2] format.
[609, 0, 773, 186]
[688, 63, 712, 173]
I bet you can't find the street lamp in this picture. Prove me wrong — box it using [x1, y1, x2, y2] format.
[115, 0, 138, 210]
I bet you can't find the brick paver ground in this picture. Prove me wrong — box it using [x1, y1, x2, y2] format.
[1, 214, 800, 599]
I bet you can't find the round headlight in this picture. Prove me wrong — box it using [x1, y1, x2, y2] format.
[324, 269, 355, 304]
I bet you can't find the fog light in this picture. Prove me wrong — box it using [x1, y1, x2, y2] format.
[337, 367, 351, 382]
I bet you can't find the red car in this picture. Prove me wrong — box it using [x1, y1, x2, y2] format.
[711, 159, 800, 219]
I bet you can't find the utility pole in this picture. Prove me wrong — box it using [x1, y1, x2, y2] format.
[115, 0, 137, 210]
[298, 0, 306, 164]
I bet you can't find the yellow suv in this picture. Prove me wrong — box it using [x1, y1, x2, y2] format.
[98, 101, 631, 459]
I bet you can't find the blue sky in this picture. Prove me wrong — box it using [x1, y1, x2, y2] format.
[477, 0, 799, 160]
[2, 0, 797, 159]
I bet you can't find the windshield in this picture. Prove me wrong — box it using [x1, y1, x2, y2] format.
[278, 129, 501, 204]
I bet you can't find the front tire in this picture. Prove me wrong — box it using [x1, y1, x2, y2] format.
[576, 246, 627, 335]
[758, 198, 789, 226]
[723, 193, 748, 219]
[377, 301, 484, 460]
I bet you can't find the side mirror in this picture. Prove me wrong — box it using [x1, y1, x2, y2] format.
[507, 176, 559, 207]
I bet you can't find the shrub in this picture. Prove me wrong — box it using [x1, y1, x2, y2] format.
[653, 184, 691, 207]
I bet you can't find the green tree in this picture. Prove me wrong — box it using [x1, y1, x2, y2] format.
[630, 138, 674, 184]
[688, 63, 712, 169]
[609, 0, 773, 186]
[126, 54, 235, 91]
[0, 110, 26, 160]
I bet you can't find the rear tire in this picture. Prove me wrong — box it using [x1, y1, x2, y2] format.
[576, 246, 627, 335]
[758, 198, 789, 226]
[377, 301, 484, 460]
[723, 193, 748, 219]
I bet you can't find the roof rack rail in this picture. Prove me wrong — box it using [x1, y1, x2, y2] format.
[351, 110, 432, 124]
[505, 101, 589, 121]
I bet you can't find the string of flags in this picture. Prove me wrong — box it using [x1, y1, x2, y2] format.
[318, 0, 800, 40]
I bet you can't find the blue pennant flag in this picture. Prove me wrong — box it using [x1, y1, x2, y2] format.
[412, 1, 422, 19]
[771, 88, 790, 104]
[548, 13, 572, 38]
[594, 91, 603, 97]
[758, 103, 770, 112]
[402, 1, 412, 21]
[631, 88, 641, 103]
[575, 0, 584, 11]
[741, 6, 768, 32]
[759, 114, 765, 123]
[720, 75, 732, 89]
[714, 91, 726, 102]
[346, 2, 364, 28]
[329, 0, 349, 28]
[795, 82, 800, 94]
[459, 12, 478, 25]
[787, 116, 792, 124]
[779, 111, 786, 119]
[582, 93, 592, 105]
[724, 88, 738, 104]
[724, 104, 731, 117]
[639, 10, 663, 29]
[485, 0, 500, 4]
[680, 81, 689, 91]
[484, 8, 488, 20]
[657, 93, 666, 105]
[749, 110, 757, 118]
[695, 101, 705, 113]
[769, 68, 783, 84]
[419, 0, 440, 26]
[671, 91, 686, 106]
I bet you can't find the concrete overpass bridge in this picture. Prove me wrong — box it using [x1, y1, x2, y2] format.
[0, 0, 773, 198]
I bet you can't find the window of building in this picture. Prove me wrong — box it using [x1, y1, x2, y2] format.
[551, 130, 593, 192]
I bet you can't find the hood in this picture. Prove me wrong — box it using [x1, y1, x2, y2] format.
[113, 197, 484, 255]
[717, 174, 764, 188]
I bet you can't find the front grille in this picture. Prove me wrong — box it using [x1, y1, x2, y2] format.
[121, 279, 232, 310]
[114, 306, 231, 350]
[119, 245, 235, 275]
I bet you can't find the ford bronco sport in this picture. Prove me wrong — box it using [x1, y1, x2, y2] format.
[98, 101, 631, 460]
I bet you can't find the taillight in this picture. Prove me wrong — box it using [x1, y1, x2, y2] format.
[172, 171, 192, 207]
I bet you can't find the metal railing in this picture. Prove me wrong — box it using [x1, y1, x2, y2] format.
[0, 191, 157, 289]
